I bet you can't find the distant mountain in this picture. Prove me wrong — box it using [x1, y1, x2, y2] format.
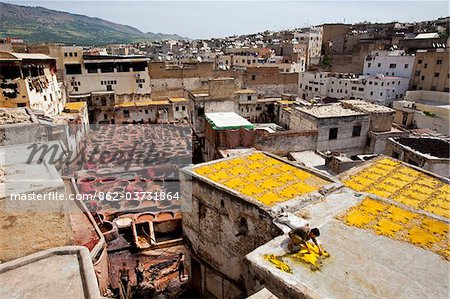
[0, 2, 187, 45]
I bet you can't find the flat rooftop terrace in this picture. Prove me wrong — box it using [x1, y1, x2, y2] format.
[188, 152, 335, 207]
[393, 137, 450, 159]
[0, 246, 100, 299]
[295, 104, 367, 118]
[247, 189, 449, 298]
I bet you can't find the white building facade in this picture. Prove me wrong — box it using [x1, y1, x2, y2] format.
[299, 71, 409, 106]
[363, 50, 415, 78]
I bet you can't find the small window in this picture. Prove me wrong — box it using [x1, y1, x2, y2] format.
[182, 106, 186, 111]
[175, 106, 179, 111]
[437, 58, 443, 65]
[74, 52, 78, 57]
[145, 109, 149, 114]
[434, 73, 439, 77]
[389, 63, 397, 68]
[123, 110, 130, 118]
[251, 75, 256, 80]
[377, 63, 381, 67]
[352, 125, 361, 137]
[404, 64, 409, 69]
[424, 63, 428, 69]
[418, 59, 422, 64]
[368, 63, 371, 68]
[69, 52, 73, 57]
[197, 107, 205, 116]
[329, 128, 338, 140]
[64, 53, 68, 57]
[247, 95, 252, 101]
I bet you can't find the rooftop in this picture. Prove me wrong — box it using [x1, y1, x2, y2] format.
[0, 108, 33, 125]
[234, 89, 257, 94]
[0, 51, 53, 61]
[341, 99, 395, 114]
[339, 157, 449, 219]
[0, 246, 100, 299]
[392, 137, 450, 159]
[189, 152, 332, 207]
[205, 112, 255, 130]
[246, 187, 449, 298]
[64, 102, 86, 113]
[295, 104, 367, 118]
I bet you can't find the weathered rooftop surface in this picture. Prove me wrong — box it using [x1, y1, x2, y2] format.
[0, 108, 32, 125]
[393, 137, 450, 159]
[295, 104, 367, 118]
[341, 99, 395, 114]
[340, 157, 450, 218]
[191, 152, 331, 206]
[205, 112, 255, 130]
[246, 184, 450, 299]
[0, 246, 101, 299]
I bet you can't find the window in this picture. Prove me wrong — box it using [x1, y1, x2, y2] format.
[389, 63, 397, 68]
[139, 84, 143, 88]
[421, 75, 425, 81]
[368, 63, 371, 68]
[418, 59, 422, 64]
[358, 87, 364, 91]
[415, 71, 420, 76]
[352, 125, 362, 137]
[182, 106, 186, 111]
[123, 110, 130, 118]
[370, 91, 374, 96]
[377, 63, 381, 67]
[329, 128, 338, 140]
[43, 95, 47, 101]
[197, 107, 205, 116]
[69, 52, 73, 57]
[437, 58, 443, 65]
[85, 63, 98, 73]
[247, 95, 252, 101]
[106, 85, 112, 91]
[145, 109, 149, 114]
[64, 53, 68, 57]
[131, 62, 146, 72]
[104, 114, 108, 120]
[74, 53, 78, 57]
[65, 64, 82, 75]
[175, 106, 179, 111]
[434, 73, 439, 77]
[404, 64, 409, 69]
[424, 63, 428, 69]
[100, 63, 114, 73]
[251, 75, 256, 80]
[365, 137, 371, 147]
[101, 98, 107, 106]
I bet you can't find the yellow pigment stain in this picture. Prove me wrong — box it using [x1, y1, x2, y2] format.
[340, 196, 450, 259]
[386, 206, 418, 224]
[359, 198, 389, 215]
[288, 243, 330, 271]
[421, 218, 449, 236]
[408, 227, 438, 247]
[193, 152, 329, 206]
[374, 219, 404, 236]
[345, 210, 376, 228]
[264, 254, 292, 273]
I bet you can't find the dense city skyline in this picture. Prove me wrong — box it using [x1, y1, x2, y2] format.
[8, 1, 449, 38]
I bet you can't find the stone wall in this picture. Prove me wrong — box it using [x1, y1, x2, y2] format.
[255, 130, 318, 156]
[181, 175, 282, 298]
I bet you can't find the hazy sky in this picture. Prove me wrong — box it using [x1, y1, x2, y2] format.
[7, 1, 450, 38]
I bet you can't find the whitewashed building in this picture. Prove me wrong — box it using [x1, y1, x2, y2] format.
[363, 50, 415, 78]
